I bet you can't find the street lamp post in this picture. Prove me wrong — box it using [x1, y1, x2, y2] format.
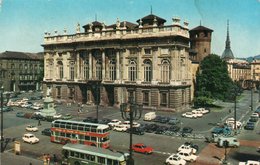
[0, 86, 4, 153]
[92, 81, 101, 122]
[222, 140, 228, 164]
[1, 86, 9, 153]
[251, 81, 253, 111]
[120, 93, 142, 165]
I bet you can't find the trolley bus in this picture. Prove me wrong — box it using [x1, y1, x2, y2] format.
[51, 120, 110, 148]
[62, 143, 129, 165]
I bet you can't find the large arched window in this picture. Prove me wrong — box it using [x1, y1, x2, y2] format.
[48, 61, 53, 79]
[69, 61, 75, 80]
[161, 59, 170, 83]
[83, 60, 89, 80]
[144, 59, 152, 82]
[109, 59, 116, 81]
[57, 61, 63, 79]
[128, 60, 137, 81]
[96, 59, 102, 80]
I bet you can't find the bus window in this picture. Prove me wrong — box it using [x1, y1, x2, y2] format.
[91, 127, 97, 132]
[80, 153, 84, 159]
[71, 151, 75, 157]
[98, 156, 105, 164]
[60, 123, 65, 128]
[78, 124, 84, 131]
[97, 129, 102, 133]
[63, 150, 69, 158]
[90, 155, 95, 162]
[72, 124, 77, 130]
[61, 132, 65, 137]
[66, 123, 72, 129]
[66, 133, 71, 138]
[84, 126, 90, 131]
[85, 136, 90, 140]
[86, 154, 90, 160]
[107, 159, 112, 165]
[74, 152, 79, 158]
[91, 136, 96, 141]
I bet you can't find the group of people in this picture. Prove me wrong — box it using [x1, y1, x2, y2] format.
[42, 153, 58, 165]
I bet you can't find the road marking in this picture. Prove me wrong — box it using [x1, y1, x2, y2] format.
[153, 151, 172, 155]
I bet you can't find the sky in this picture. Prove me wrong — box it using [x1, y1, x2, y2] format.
[0, 0, 259, 58]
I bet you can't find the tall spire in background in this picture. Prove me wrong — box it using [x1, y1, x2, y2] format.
[150, 5, 153, 14]
[221, 19, 234, 60]
[225, 20, 231, 49]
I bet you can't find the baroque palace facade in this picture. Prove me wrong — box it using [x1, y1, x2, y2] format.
[42, 14, 193, 110]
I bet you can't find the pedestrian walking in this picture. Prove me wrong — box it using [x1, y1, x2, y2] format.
[46, 154, 51, 165]
[38, 119, 41, 126]
[53, 154, 58, 165]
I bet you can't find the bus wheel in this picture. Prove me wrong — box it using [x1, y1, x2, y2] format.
[65, 140, 70, 144]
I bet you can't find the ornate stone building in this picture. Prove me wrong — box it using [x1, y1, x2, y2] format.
[0, 51, 43, 91]
[42, 14, 193, 111]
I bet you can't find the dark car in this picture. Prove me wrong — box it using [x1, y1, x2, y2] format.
[181, 127, 193, 134]
[158, 116, 170, 124]
[168, 125, 180, 132]
[145, 124, 159, 133]
[41, 128, 52, 136]
[45, 116, 55, 122]
[155, 126, 168, 134]
[126, 127, 145, 135]
[16, 112, 25, 117]
[1, 106, 13, 112]
[31, 114, 46, 121]
[83, 117, 98, 123]
[244, 121, 255, 130]
[98, 118, 111, 124]
[152, 116, 162, 122]
[168, 117, 180, 125]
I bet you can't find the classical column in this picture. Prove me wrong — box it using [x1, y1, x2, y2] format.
[102, 50, 105, 80]
[76, 51, 80, 80]
[88, 51, 92, 80]
[116, 50, 120, 80]
[137, 48, 142, 82]
[121, 50, 126, 81]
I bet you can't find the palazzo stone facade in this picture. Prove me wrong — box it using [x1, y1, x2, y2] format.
[42, 14, 193, 111]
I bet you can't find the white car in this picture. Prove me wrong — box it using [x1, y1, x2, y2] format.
[22, 133, 39, 144]
[178, 144, 197, 154]
[182, 112, 200, 118]
[177, 150, 198, 162]
[26, 125, 38, 132]
[108, 119, 122, 127]
[251, 113, 259, 118]
[225, 118, 242, 129]
[122, 121, 140, 128]
[192, 108, 209, 114]
[238, 160, 260, 165]
[165, 154, 186, 165]
[113, 124, 128, 132]
[53, 113, 62, 119]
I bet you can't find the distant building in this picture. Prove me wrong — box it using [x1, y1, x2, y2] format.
[42, 13, 193, 111]
[221, 21, 251, 88]
[0, 51, 44, 91]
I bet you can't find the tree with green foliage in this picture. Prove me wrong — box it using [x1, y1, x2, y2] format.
[194, 54, 235, 106]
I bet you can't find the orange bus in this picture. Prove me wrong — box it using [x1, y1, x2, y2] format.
[51, 120, 110, 148]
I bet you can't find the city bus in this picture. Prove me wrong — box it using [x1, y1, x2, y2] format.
[62, 143, 129, 165]
[51, 120, 110, 148]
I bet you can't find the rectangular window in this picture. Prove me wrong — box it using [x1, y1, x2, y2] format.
[144, 48, 151, 55]
[160, 92, 168, 107]
[143, 92, 149, 106]
[57, 87, 61, 99]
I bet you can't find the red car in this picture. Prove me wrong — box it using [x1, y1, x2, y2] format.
[131, 143, 153, 154]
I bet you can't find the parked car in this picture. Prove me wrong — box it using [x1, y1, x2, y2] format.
[239, 160, 260, 165]
[22, 133, 39, 144]
[177, 150, 198, 162]
[53, 113, 62, 119]
[165, 154, 186, 165]
[62, 114, 72, 120]
[83, 117, 98, 123]
[192, 107, 209, 114]
[122, 121, 140, 128]
[155, 126, 168, 134]
[153, 115, 163, 122]
[168, 126, 180, 132]
[244, 121, 255, 130]
[217, 137, 240, 148]
[181, 127, 193, 134]
[41, 128, 52, 136]
[182, 112, 200, 118]
[249, 113, 259, 122]
[168, 117, 180, 125]
[113, 125, 128, 132]
[1, 106, 13, 112]
[158, 116, 170, 124]
[131, 143, 153, 154]
[16, 112, 25, 117]
[183, 142, 199, 151]
[143, 112, 156, 121]
[178, 144, 197, 154]
[98, 118, 111, 124]
[108, 119, 121, 127]
[126, 127, 145, 135]
[26, 125, 38, 132]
